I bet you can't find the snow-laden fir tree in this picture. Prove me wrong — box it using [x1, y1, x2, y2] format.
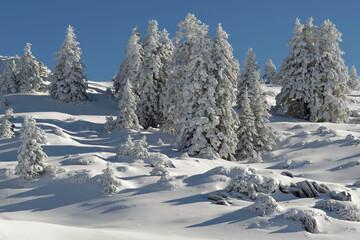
[157, 29, 174, 125]
[16, 43, 44, 93]
[137, 20, 162, 129]
[113, 79, 140, 130]
[99, 161, 120, 194]
[236, 88, 259, 161]
[15, 117, 47, 182]
[19, 116, 47, 144]
[310, 20, 350, 123]
[38, 62, 51, 80]
[162, 13, 201, 134]
[0, 108, 15, 139]
[211, 23, 240, 160]
[0, 60, 18, 93]
[251, 70, 276, 152]
[348, 66, 360, 91]
[275, 18, 317, 119]
[262, 59, 277, 84]
[49, 25, 88, 104]
[177, 18, 222, 158]
[236, 48, 260, 108]
[113, 27, 143, 97]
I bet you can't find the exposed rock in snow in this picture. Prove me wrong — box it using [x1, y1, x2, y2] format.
[329, 190, 352, 201]
[279, 180, 328, 198]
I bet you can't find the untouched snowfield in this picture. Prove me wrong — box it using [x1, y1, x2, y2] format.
[0, 81, 359, 240]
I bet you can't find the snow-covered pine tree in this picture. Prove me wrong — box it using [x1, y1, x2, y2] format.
[275, 18, 317, 119]
[49, 25, 88, 104]
[38, 62, 51, 79]
[19, 116, 47, 144]
[251, 70, 276, 152]
[99, 161, 120, 194]
[161, 13, 201, 134]
[348, 66, 360, 91]
[310, 20, 350, 123]
[0, 60, 18, 93]
[0, 108, 15, 139]
[16, 43, 44, 93]
[236, 88, 259, 161]
[113, 79, 140, 130]
[262, 59, 277, 84]
[137, 20, 162, 129]
[113, 27, 143, 98]
[211, 23, 240, 160]
[157, 29, 174, 126]
[177, 18, 221, 158]
[15, 117, 47, 181]
[236, 48, 261, 108]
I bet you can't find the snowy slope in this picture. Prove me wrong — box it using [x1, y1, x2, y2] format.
[0, 81, 359, 240]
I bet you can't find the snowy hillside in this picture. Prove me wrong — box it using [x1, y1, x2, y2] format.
[0, 81, 359, 240]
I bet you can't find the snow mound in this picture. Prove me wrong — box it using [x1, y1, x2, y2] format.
[146, 152, 175, 168]
[68, 170, 93, 183]
[315, 199, 360, 221]
[247, 195, 281, 216]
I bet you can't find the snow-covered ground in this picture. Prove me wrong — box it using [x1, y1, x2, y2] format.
[0, 81, 359, 240]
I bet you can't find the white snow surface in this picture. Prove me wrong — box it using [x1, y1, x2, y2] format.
[0, 81, 359, 239]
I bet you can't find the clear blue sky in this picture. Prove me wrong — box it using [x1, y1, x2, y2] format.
[1, 0, 360, 81]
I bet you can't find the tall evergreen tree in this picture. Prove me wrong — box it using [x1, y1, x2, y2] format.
[251, 71, 276, 152]
[177, 18, 221, 158]
[137, 20, 162, 129]
[49, 26, 88, 104]
[275, 18, 316, 119]
[236, 88, 259, 161]
[211, 23, 240, 160]
[262, 59, 277, 84]
[113, 27, 143, 98]
[236, 48, 260, 108]
[310, 20, 350, 123]
[16, 43, 44, 93]
[348, 66, 360, 91]
[157, 28, 174, 125]
[0, 60, 18, 93]
[162, 13, 201, 134]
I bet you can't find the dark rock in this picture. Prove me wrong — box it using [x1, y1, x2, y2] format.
[281, 171, 294, 178]
[329, 191, 352, 201]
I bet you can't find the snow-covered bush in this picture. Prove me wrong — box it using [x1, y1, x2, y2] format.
[157, 138, 164, 146]
[247, 195, 281, 216]
[103, 116, 116, 132]
[15, 117, 47, 182]
[76, 156, 96, 165]
[315, 199, 360, 221]
[52, 127, 66, 137]
[0, 108, 15, 139]
[283, 209, 320, 233]
[99, 162, 120, 194]
[150, 163, 169, 176]
[117, 135, 149, 160]
[70, 170, 92, 183]
[147, 152, 175, 168]
[226, 169, 278, 200]
[19, 116, 47, 144]
[49, 25, 88, 104]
